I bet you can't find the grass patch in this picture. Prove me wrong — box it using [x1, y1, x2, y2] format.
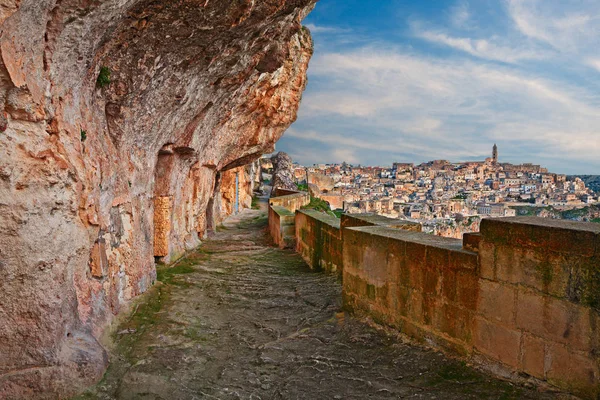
[156, 263, 195, 285]
[251, 196, 260, 210]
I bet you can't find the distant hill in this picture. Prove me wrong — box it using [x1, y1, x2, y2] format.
[568, 175, 600, 193]
[510, 204, 600, 223]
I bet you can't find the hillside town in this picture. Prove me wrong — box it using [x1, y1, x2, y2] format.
[284, 145, 599, 238]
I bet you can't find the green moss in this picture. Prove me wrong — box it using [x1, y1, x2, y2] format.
[96, 66, 111, 88]
[582, 260, 600, 310]
[536, 260, 553, 286]
[80, 129, 87, 142]
[156, 263, 196, 285]
[251, 197, 260, 210]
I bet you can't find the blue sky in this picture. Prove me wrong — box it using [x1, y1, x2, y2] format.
[277, 0, 600, 174]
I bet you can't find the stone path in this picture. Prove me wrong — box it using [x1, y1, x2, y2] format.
[76, 205, 563, 400]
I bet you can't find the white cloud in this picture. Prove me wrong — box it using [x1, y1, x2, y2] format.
[415, 30, 546, 63]
[282, 1, 600, 173]
[304, 23, 349, 34]
[587, 58, 600, 73]
[450, 1, 471, 28]
[288, 44, 600, 171]
[506, 0, 600, 53]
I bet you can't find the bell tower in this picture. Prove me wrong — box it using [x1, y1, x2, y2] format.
[492, 143, 498, 164]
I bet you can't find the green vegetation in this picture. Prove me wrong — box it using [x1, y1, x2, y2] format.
[451, 193, 467, 200]
[591, 218, 600, 223]
[296, 183, 309, 191]
[251, 196, 260, 210]
[80, 129, 87, 142]
[303, 196, 331, 212]
[155, 262, 195, 285]
[332, 209, 344, 218]
[96, 66, 111, 88]
[301, 195, 341, 218]
[561, 206, 590, 219]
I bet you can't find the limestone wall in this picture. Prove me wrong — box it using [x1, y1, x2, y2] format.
[0, 0, 316, 397]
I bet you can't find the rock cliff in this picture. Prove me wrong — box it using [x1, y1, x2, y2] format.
[270, 151, 297, 194]
[0, 0, 314, 397]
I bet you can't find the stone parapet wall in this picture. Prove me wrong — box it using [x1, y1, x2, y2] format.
[341, 213, 422, 233]
[269, 191, 310, 214]
[475, 217, 600, 398]
[296, 210, 343, 273]
[269, 206, 296, 249]
[266, 198, 600, 398]
[343, 217, 600, 399]
[343, 226, 479, 356]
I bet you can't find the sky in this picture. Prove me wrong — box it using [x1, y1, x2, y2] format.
[276, 0, 600, 174]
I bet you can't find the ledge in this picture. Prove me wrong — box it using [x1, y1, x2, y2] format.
[297, 209, 341, 229]
[271, 205, 295, 218]
[480, 217, 600, 256]
[347, 225, 467, 252]
[341, 213, 421, 231]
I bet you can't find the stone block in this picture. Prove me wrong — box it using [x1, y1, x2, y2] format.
[516, 288, 592, 352]
[407, 290, 424, 325]
[425, 245, 449, 271]
[546, 342, 599, 398]
[386, 239, 406, 285]
[521, 333, 545, 379]
[456, 270, 479, 310]
[474, 316, 521, 368]
[477, 280, 516, 327]
[441, 268, 458, 303]
[462, 232, 482, 253]
[448, 249, 478, 271]
[433, 302, 474, 343]
[422, 266, 441, 296]
[89, 239, 108, 278]
[479, 241, 496, 281]
[153, 196, 171, 257]
[494, 245, 521, 284]
[480, 218, 512, 244]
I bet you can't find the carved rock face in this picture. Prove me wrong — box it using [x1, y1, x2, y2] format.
[0, 0, 314, 397]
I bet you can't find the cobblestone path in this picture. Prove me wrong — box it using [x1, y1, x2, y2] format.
[76, 206, 563, 400]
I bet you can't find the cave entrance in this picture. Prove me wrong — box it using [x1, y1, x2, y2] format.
[153, 145, 175, 260]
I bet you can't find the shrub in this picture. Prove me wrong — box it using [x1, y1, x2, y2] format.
[96, 66, 111, 88]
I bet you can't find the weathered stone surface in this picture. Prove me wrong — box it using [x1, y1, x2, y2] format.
[0, 1, 315, 397]
[270, 151, 297, 194]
